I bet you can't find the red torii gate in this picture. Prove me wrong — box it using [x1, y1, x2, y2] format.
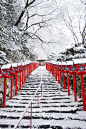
[0, 62, 39, 108]
[45, 59, 86, 111]
[72, 59, 86, 111]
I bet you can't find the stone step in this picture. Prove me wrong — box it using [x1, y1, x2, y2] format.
[0, 66, 86, 129]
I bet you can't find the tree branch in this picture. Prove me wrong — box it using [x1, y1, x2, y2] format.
[14, 0, 36, 26]
[79, 0, 85, 5]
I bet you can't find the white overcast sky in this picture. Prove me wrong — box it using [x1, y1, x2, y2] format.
[21, 0, 85, 59]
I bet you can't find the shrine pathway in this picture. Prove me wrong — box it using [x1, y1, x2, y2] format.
[0, 66, 86, 129]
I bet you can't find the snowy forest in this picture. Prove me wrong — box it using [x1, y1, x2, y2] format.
[0, 1, 86, 127]
[0, 0, 86, 65]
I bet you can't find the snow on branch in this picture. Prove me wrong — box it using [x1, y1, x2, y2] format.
[15, 0, 36, 26]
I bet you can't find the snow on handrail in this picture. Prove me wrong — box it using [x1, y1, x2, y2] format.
[45, 61, 86, 111]
[1, 60, 31, 69]
[46, 58, 86, 66]
[66, 61, 73, 65]
[0, 61, 39, 108]
[13, 70, 42, 129]
[72, 58, 86, 64]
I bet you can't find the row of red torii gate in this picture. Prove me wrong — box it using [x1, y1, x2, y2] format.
[0, 58, 86, 111]
[0, 62, 39, 108]
[46, 58, 86, 111]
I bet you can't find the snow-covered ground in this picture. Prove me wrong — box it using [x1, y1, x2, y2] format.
[0, 66, 86, 129]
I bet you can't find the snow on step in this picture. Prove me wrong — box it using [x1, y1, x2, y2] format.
[0, 66, 86, 129]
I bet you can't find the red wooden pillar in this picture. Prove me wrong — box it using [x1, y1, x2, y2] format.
[58, 69, 60, 83]
[28, 67, 30, 76]
[73, 74, 77, 102]
[26, 65, 28, 79]
[25, 67, 27, 81]
[25, 67, 26, 82]
[3, 77, 7, 108]
[60, 70, 62, 87]
[15, 73, 17, 95]
[53, 65, 55, 78]
[67, 72, 70, 96]
[54, 65, 57, 80]
[27, 65, 29, 77]
[63, 71, 66, 89]
[51, 65, 53, 75]
[10, 75, 13, 99]
[19, 72, 21, 90]
[80, 74, 86, 111]
[22, 70, 23, 85]
[56, 67, 57, 81]
[23, 67, 25, 83]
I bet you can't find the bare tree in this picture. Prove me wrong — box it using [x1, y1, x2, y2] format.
[15, 0, 36, 26]
[14, 0, 58, 43]
[59, 0, 86, 45]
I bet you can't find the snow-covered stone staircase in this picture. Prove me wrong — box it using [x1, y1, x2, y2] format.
[0, 66, 86, 129]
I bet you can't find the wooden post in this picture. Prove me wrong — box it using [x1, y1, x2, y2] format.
[73, 74, 77, 102]
[10, 75, 13, 99]
[63, 71, 66, 89]
[67, 73, 70, 96]
[3, 77, 7, 108]
[80, 74, 86, 111]
[15, 73, 17, 95]
[58, 70, 60, 83]
[19, 72, 21, 90]
[22, 70, 23, 85]
[60, 70, 62, 87]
